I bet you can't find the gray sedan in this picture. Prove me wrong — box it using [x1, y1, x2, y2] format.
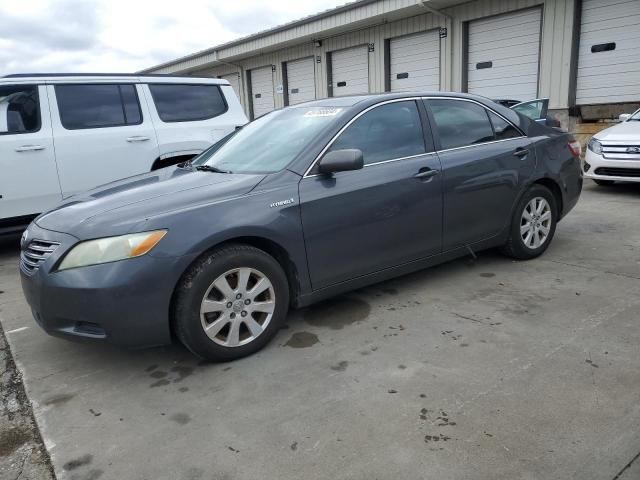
[20, 92, 583, 361]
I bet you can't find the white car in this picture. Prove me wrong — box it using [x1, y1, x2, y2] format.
[585, 108, 640, 185]
[0, 74, 247, 233]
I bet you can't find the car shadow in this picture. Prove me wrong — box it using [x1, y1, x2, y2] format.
[586, 181, 640, 197]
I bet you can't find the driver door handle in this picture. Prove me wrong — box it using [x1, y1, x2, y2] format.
[126, 136, 150, 142]
[415, 168, 440, 180]
[513, 147, 529, 158]
[15, 145, 45, 152]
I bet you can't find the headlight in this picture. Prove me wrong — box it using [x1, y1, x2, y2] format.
[588, 138, 603, 155]
[58, 230, 167, 271]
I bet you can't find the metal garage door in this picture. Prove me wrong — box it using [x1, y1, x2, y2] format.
[467, 9, 541, 100]
[389, 30, 440, 92]
[576, 0, 640, 105]
[330, 46, 369, 96]
[286, 57, 316, 105]
[249, 66, 275, 119]
[220, 72, 242, 103]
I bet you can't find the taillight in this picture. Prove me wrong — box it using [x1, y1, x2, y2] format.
[568, 139, 581, 157]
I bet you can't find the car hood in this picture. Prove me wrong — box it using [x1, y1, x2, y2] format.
[36, 166, 265, 238]
[595, 121, 640, 142]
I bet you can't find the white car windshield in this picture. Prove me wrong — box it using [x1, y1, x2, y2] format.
[193, 106, 346, 174]
[629, 109, 640, 121]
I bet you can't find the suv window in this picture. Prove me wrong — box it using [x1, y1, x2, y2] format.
[328, 101, 426, 165]
[428, 99, 494, 150]
[488, 111, 521, 140]
[0, 85, 40, 134]
[148, 84, 227, 122]
[55, 84, 142, 130]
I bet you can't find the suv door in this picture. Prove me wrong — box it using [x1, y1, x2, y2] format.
[0, 84, 62, 221]
[424, 98, 534, 250]
[143, 82, 242, 162]
[299, 100, 443, 290]
[47, 83, 160, 197]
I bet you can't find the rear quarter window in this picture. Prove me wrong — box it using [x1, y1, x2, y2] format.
[148, 84, 227, 122]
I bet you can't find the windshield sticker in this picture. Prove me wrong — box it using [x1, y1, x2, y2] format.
[304, 108, 342, 118]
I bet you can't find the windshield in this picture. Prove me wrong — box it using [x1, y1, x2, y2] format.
[193, 106, 346, 173]
[630, 109, 640, 121]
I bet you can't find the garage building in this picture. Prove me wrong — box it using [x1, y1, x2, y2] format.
[142, 0, 640, 131]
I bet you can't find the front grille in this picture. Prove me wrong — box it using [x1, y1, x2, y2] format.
[602, 144, 640, 160]
[594, 167, 640, 178]
[20, 239, 60, 275]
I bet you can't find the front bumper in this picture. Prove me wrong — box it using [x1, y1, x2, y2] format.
[584, 150, 640, 182]
[19, 223, 196, 348]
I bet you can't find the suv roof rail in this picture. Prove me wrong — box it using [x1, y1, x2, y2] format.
[2, 73, 206, 79]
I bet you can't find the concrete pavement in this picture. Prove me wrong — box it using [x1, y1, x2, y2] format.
[1, 182, 639, 480]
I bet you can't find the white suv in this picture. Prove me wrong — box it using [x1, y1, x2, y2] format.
[585, 108, 640, 186]
[0, 74, 247, 233]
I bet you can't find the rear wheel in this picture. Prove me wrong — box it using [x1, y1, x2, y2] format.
[593, 179, 614, 186]
[174, 245, 289, 361]
[502, 185, 557, 260]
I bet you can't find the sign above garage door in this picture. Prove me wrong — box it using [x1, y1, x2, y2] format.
[466, 8, 542, 101]
[576, 0, 640, 105]
[389, 30, 440, 92]
[330, 45, 370, 97]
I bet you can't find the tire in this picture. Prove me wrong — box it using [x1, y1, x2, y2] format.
[593, 179, 614, 186]
[173, 244, 289, 361]
[501, 185, 558, 260]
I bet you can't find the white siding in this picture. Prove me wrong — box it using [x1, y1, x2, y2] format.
[331, 45, 370, 96]
[467, 8, 542, 100]
[286, 57, 316, 105]
[576, 0, 640, 105]
[250, 66, 275, 118]
[220, 72, 242, 103]
[389, 30, 440, 92]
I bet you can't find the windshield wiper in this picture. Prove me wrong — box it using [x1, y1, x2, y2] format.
[195, 165, 232, 174]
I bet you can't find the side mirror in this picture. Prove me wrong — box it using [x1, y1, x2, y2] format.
[317, 149, 364, 174]
[619, 113, 631, 122]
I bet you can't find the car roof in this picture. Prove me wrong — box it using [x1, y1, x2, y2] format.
[0, 73, 229, 86]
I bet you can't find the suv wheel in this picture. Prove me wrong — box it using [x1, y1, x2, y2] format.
[174, 245, 289, 361]
[502, 185, 557, 260]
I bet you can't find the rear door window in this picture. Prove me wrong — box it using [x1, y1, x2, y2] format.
[428, 99, 494, 150]
[148, 84, 227, 122]
[0, 85, 41, 134]
[55, 84, 142, 130]
[487, 111, 522, 140]
[328, 100, 427, 165]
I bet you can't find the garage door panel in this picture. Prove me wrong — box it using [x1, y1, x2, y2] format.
[469, 9, 542, 33]
[467, 8, 541, 100]
[468, 24, 540, 45]
[286, 57, 316, 105]
[576, 0, 640, 104]
[390, 30, 440, 92]
[468, 33, 540, 54]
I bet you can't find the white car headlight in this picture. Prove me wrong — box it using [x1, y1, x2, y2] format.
[58, 230, 167, 271]
[588, 138, 603, 155]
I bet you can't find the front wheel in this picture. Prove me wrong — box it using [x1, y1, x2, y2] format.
[173, 245, 289, 361]
[502, 185, 557, 260]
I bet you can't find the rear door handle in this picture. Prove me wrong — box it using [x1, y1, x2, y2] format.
[513, 148, 529, 158]
[126, 136, 150, 142]
[414, 168, 440, 180]
[15, 145, 45, 152]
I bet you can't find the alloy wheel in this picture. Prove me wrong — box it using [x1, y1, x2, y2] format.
[200, 267, 276, 347]
[520, 197, 552, 249]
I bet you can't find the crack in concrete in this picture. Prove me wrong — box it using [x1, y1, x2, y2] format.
[612, 450, 640, 480]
